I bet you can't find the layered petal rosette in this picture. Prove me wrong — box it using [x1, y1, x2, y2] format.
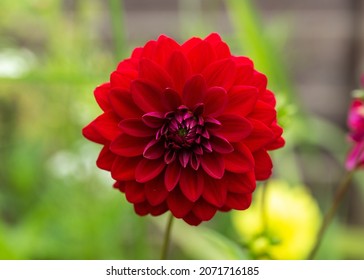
[82, 33, 284, 225]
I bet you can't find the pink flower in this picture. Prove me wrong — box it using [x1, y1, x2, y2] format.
[346, 77, 364, 170]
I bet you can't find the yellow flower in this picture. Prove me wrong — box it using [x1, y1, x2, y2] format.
[232, 180, 321, 259]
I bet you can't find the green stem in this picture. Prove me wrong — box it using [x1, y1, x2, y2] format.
[108, 0, 126, 60]
[307, 170, 355, 259]
[160, 213, 174, 260]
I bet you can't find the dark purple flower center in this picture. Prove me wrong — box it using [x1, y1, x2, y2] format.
[154, 105, 216, 169]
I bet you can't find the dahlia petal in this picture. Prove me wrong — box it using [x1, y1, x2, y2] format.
[111, 156, 141, 181]
[110, 69, 137, 90]
[251, 71, 268, 94]
[266, 122, 285, 150]
[210, 135, 234, 154]
[244, 119, 275, 152]
[82, 121, 108, 145]
[182, 75, 206, 108]
[190, 153, 200, 170]
[154, 35, 180, 66]
[135, 158, 165, 183]
[187, 41, 216, 73]
[83, 111, 120, 142]
[217, 114, 253, 142]
[163, 88, 182, 111]
[183, 213, 203, 226]
[204, 117, 222, 130]
[150, 203, 168, 216]
[166, 51, 192, 92]
[138, 59, 173, 90]
[181, 37, 202, 53]
[134, 201, 150, 216]
[144, 175, 169, 206]
[179, 150, 191, 168]
[142, 112, 165, 128]
[224, 143, 254, 173]
[248, 100, 276, 125]
[224, 171, 256, 194]
[200, 152, 225, 179]
[143, 139, 165, 159]
[94, 83, 111, 111]
[180, 167, 204, 202]
[253, 149, 273, 180]
[131, 80, 165, 113]
[164, 160, 181, 191]
[202, 174, 227, 207]
[140, 40, 157, 59]
[167, 188, 194, 218]
[204, 33, 222, 45]
[192, 199, 217, 222]
[225, 86, 259, 116]
[110, 134, 150, 157]
[108, 88, 144, 118]
[202, 58, 236, 90]
[124, 181, 145, 204]
[203, 86, 227, 117]
[96, 145, 116, 171]
[224, 193, 252, 210]
[119, 119, 156, 137]
[113, 181, 125, 192]
[261, 89, 276, 106]
[234, 64, 254, 85]
[164, 150, 177, 164]
[131, 47, 143, 58]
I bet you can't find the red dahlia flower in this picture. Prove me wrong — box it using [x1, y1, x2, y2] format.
[82, 33, 285, 225]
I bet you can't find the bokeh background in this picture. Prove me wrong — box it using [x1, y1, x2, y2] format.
[1, 0, 364, 259]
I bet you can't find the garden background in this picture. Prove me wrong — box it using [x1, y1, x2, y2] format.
[0, 0, 364, 259]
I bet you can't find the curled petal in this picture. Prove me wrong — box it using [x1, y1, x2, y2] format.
[253, 149, 273, 180]
[109, 88, 143, 119]
[224, 143, 254, 173]
[135, 158, 166, 183]
[187, 41, 216, 73]
[167, 51, 192, 92]
[111, 156, 141, 180]
[225, 86, 259, 116]
[200, 152, 225, 179]
[210, 135, 234, 154]
[203, 87, 227, 117]
[110, 134, 150, 157]
[131, 80, 165, 112]
[138, 58, 173, 90]
[202, 58, 236, 90]
[164, 160, 181, 191]
[143, 139, 165, 159]
[202, 174, 227, 207]
[124, 181, 145, 204]
[96, 145, 116, 171]
[94, 83, 112, 111]
[180, 167, 204, 202]
[217, 114, 253, 142]
[224, 193, 252, 210]
[167, 188, 194, 218]
[142, 112, 165, 128]
[192, 199, 217, 222]
[182, 75, 206, 108]
[119, 119, 156, 137]
[145, 175, 169, 206]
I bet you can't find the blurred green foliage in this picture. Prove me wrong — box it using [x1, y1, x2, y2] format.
[0, 0, 363, 260]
